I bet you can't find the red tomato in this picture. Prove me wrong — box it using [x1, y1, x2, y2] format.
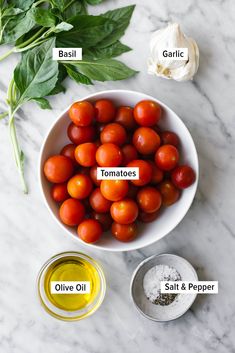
[67, 174, 93, 199]
[89, 188, 112, 213]
[44, 155, 74, 183]
[148, 161, 164, 184]
[74, 143, 97, 167]
[133, 100, 161, 126]
[155, 145, 179, 171]
[67, 123, 95, 145]
[96, 143, 122, 167]
[114, 106, 136, 130]
[133, 127, 161, 155]
[91, 212, 113, 231]
[77, 219, 102, 243]
[138, 210, 159, 223]
[111, 222, 137, 242]
[69, 101, 95, 126]
[110, 199, 138, 224]
[137, 187, 162, 213]
[100, 180, 129, 201]
[127, 160, 152, 186]
[158, 180, 180, 206]
[90, 166, 101, 186]
[161, 131, 179, 147]
[51, 183, 69, 203]
[100, 123, 127, 146]
[122, 144, 138, 165]
[60, 143, 76, 163]
[171, 165, 196, 189]
[59, 198, 85, 226]
[95, 99, 116, 123]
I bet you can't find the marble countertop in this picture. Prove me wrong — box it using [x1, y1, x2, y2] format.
[0, 0, 235, 352]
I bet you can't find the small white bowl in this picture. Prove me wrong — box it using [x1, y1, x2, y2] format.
[130, 254, 198, 321]
[39, 90, 198, 252]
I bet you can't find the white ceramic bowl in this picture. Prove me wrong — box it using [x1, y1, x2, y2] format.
[39, 90, 198, 252]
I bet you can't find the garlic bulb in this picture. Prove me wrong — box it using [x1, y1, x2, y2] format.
[148, 23, 199, 82]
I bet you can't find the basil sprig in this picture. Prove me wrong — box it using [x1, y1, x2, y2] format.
[0, 1, 137, 192]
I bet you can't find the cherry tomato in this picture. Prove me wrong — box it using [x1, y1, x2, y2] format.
[100, 123, 127, 146]
[133, 127, 161, 155]
[67, 174, 93, 199]
[51, 183, 69, 203]
[69, 101, 95, 126]
[171, 165, 196, 189]
[74, 143, 97, 167]
[155, 145, 179, 171]
[67, 123, 95, 145]
[126, 183, 139, 199]
[161, 131, 179, 147]
[148, 161, 164, 184]
[91, 212, 113, 232]
[60, 143, 76, 163]
[44, 155, 74, 183]
[95, 99, 116, 123]
[90, 166, 101, 186]
[100, 180, 129, 201]
[111, 222, 137, 242]
[137, 187, 162, 213]
[110, 199, 138, 224]
[59, 198, 85, 226]
[122, 144, 138, 165]
[89, 188, 112, 213]
[96, 143, 122, 167]
[77, 219, 102, 243]
[158, 180, 180, 206]
[127, 160, 152, 186]
[133, 100, 161, 126]
[138, 210, 159, 223]
[114, 106, 136, 130]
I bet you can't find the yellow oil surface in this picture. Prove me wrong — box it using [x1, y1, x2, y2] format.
[44, 256, 100, 311]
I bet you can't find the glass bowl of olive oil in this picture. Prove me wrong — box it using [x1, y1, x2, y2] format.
[37, 252, 106, 321]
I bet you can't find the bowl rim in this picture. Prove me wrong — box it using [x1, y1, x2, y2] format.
[130, 253, 198, 322]
[38, 89, 199, 252]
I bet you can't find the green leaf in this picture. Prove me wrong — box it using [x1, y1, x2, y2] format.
[8, 0, 35, 11]
[32, 97, 52, 109]
[63, 1, 86, 20]
[2, 10, 36, 44]
[68, 59, 137, 81]
[85, 0, 103, 4]
[30, 8, 57, 28]
[64, 64, 92, 85]
[14, 38, 59, 103]
[56, 15, 115, 48]
[84, 41, 131, 59]
[48, 64, 67, 95]
[98, 5, 135, 48]
[2, 7, 23, 17]
[51, 21, 73, 33]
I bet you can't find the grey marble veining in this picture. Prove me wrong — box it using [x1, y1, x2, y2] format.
[0, 0, 235, 352]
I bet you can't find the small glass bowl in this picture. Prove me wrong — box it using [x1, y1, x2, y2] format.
[37, 252, 106, 321]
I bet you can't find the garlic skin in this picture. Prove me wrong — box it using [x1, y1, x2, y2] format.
[148, 23, 199, 82]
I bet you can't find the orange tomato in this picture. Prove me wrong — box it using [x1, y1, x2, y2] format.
[155, 145, 179, 171]
[100, 180, 129, 201]
[67, 174, 93, 199]
[77, 219, 102, 243]
[95, 99, 116, 123]
[110, 198, 138, 224]
[111, 222, 137, 242]
[133, 127, 161, 155]
[96, 143, 122, 167]
[69, 101, 95, 126]
[100, 123, 127, 146]
[134, 100, 161, 126]
[59, 198, 85, 226]
[89, 188, 112, 213]
[44, 155, 74, 183]
[137, 186, 162, 213]
[51, 183, 69, 203]
[75, 142, 97, 167]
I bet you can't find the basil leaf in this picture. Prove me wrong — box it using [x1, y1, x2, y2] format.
[8, 0, 35, 11]
[84, 41, 131, 59]
[48, 64, 67, 95]
[14, 38, 59, 103]
[2, 7, 23, 17]
[51, 21, 73, 33]
[63, 1, 87, 20]
[32, 97, 52, 109]
[2, 10, 35, 44]
[56, 15, 114, 48]
[64, 64, 92, 85]
[98, 5, 135, 48]
[85, 0, 103, 4]
[68, 59, 137, 81]
[30, 8, 57, 28]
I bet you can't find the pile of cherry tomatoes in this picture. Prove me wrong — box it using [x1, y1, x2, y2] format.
[43, 99, 196, 244]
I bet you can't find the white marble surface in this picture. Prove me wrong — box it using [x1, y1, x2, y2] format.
[0, 0, 235, 352]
